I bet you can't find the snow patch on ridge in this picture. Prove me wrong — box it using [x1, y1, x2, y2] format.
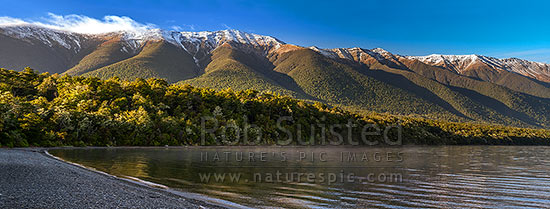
[308, 46, 339, 58]
[163, 29, 284, 67]
[308, 47, 392, 62]
[1, 25, 83, 51]
[310, 46, 550, 81]
[174, 29, 283, 51]
[408, 54, 550, 78]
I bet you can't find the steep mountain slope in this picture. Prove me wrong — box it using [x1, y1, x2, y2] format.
[83, 40, 199, 83]
[354, 65, 523, 126]
[165, 29, 284, 68]
[0, 26, 98, 74]
[182, 44, 305, 98]
[270, 48, 462, 119]
[64, 35, 139, 75]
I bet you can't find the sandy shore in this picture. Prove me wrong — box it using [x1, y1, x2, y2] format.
[0, 148, 222, 208]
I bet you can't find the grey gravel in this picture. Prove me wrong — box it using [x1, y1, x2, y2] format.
[0, 148, 222, 208]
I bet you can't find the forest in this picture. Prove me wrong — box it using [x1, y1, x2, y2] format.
[1, 68, 549, 147]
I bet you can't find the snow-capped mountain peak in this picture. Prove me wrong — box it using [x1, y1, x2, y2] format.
[162, 29, 285, 66]
[307, 46, 550, 82]
[307, 47, 401, 64]
[167, 29, 284, 50]
[0, 23, 285, 67]
[408, 54, 480, 64]
[371, 48, 391, 55]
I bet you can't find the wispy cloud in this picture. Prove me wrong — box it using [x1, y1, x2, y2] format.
[222, 23, 231, 30]
[170, 25, 183, 31]
[0, 16, 27, 25]
[170, 24, 195, 31]
[0, 13, 156, 34]
[0, 13, 207, 34]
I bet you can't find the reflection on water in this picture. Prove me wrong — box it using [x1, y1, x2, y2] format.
[49, 146, 550, 208]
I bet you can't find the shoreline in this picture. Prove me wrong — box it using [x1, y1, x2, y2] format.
[45, 149, 248, 209]
[0, 148, 233, 208]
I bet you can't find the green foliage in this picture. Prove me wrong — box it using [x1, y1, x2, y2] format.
[0, 67, 549, 147]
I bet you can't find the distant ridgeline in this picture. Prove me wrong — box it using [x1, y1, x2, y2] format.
[0, 68, 549, 147]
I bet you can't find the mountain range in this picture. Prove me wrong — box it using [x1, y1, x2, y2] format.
[2, 24, 550, 128]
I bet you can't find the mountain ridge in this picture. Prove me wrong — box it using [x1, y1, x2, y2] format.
[2, 24, 549, 80]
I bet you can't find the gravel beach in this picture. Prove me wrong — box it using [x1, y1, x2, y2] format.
[0, 148, 221, 208]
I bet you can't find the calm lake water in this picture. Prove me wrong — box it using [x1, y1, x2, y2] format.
[49, 146, 550, 208]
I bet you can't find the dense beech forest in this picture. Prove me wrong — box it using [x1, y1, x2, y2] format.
[1, 68, 549, 147]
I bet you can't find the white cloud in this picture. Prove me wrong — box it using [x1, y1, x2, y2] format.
[171, 26, 183, 31]
[0, 13, 157, 34]
[0, 16, 27, 26]
[171, 24, 196, 31]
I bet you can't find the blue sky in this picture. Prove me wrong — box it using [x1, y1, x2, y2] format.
[1, 0, 550, 62]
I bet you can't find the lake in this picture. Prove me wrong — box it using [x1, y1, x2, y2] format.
[49, 146, 550, 208]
